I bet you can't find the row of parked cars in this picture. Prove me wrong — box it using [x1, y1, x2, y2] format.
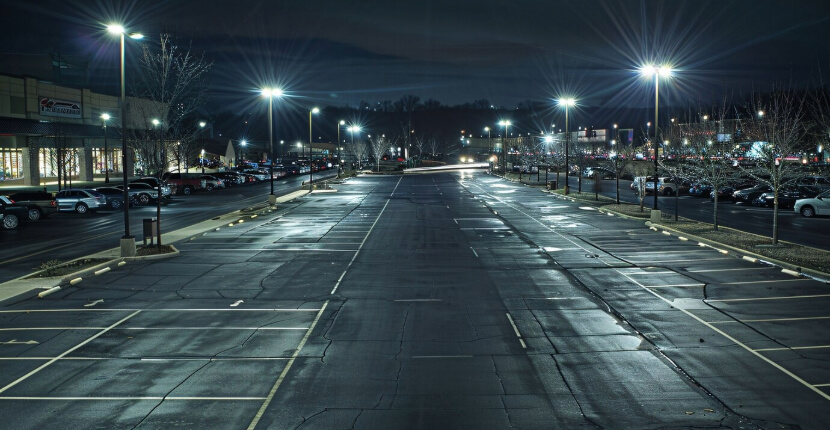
[678, 175, 830, 217]
[0, 165, 313, 230]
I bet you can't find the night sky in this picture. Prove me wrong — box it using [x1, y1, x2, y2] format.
[2, 0, 830, 121]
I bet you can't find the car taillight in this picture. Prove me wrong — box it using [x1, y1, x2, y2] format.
[51, 200, 57, 206]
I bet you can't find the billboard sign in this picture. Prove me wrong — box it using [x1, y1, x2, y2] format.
[39, 97, 82, 118]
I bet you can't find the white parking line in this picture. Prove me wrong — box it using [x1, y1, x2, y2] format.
[685, 267, 775, 273]
[643, 283, 707, 288]
[715, 279, 811, 285]
[755, 345, 830, 352]
[708, 316, 830, 324]
[615, 269, 830, 402]
[709, 294, 830, 302]
[0, 308, 321, 314]
[0, 310, 141, 395]
[248, 301, 329, 430]
[330, 179, 398, 295]
[0, 396, 266, 401]
[0, 327, 309, 331]
[505, 313, 527, 349]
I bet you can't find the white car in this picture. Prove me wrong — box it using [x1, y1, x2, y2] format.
[794, 189, 830, 217]
[54, 189, 106, 214]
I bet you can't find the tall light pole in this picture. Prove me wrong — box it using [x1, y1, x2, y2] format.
[348, 125, 361, 169]
[262, 87, 283, 205]
[239, 139, 247, 167]
[558, 98, 576, 194]
[101, 113, 111, 183]
[308, 107, 320, 185]
[640, 64, 673, 210]
[107, 24, 143, 257]
[198, 121, 206, 173]
[484, 126, 491, 172]
[337, 119, 345, 171]
[498, 120, 511, 175]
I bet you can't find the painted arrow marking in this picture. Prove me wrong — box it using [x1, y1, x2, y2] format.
[1, 339, 39, 345]
[230, 300, 244, 307]
[84, 299, 104, 308]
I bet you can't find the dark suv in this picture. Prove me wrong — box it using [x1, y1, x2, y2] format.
[0, 196, 29, 229]
[6, 191, 57, 220]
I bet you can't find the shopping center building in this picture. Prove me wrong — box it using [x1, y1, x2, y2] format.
[0, 72, 164, 185]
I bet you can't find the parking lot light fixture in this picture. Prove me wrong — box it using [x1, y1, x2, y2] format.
[640, 63, 673, 210]
[107, 23, 143, 257]
[557, 98, 576, 194]
[101, 113, 111, 183]
[261, 87, 283, 204]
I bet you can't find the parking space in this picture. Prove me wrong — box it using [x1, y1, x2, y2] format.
[462, 175, 830, 420]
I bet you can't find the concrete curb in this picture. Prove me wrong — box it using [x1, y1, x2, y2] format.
[563, 193, 830, 281]
[645, 221, 830, 281]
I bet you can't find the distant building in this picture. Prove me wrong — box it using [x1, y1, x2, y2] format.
[0, 73, 159, 185]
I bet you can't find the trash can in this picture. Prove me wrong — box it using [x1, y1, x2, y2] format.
[142, 218, 157, 245]
[547, 180, 557, 190]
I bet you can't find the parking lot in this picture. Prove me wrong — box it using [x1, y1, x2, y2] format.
[1, 171, 830, 428]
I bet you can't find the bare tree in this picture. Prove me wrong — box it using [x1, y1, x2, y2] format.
[602, 143, 638, 205]
[662, 99, 738, 230]
[349, 138, 369, 170]
[369, 135, 393, 172]
[427, 137, 440, 157]
[738, 88, 810, 244]
[413, 134, 426, 159]
[131, 32, 212, 248]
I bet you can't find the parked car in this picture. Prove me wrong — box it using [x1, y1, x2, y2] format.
[584, 167, 615, 179]
[137, 177, 173, 198]
[794, 188, 830, 217]
[211, 171, 245, 186]
[5, 191, 58, 220]
[117, 183, 159, 204]
[198, 175, 225, 190]
[53, 189, 106, 214]
[93, 187, 137, 209]
[688, 183, 712, 198]
[635, 177, 685, 196]
[752, 186, 821, 209]
[236, 172, 260, 183]
[162, 172, 207, 195]
[797, 176, 830, 189]
[0, 195, 29, 229]
[732, 184, 773, 205]
[242, 169, 269, 181]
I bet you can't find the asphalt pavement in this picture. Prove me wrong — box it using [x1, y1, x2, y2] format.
[1, 171, 829, 429]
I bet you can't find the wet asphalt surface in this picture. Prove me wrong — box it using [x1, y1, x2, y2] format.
[1, 171, 829, 429]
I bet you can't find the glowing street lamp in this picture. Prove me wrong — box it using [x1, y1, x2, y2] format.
[337, 120, 345, 171]
[107, 24, 143, 257]
[640, 64, 673, 209]
[309, 107, 320, 185]
[557, 98, 576, 194]
[261, 87, 283, 205]
[100, 113, 111, 183]
[498, 120, 511, 175]
[348, 125, 361, 168]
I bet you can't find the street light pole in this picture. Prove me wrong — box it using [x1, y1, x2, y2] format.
[308, 107, 319, 186]
[558, 98, 575, 195]
[261, 88, 282, 205]
[199, 121, 206, 174]
[485, 126, 491, 172]
[101, 113, 110, 183]
[337, 119, 345, 173]
[108, 24, 143, 257]
[641, 64, 673, 210]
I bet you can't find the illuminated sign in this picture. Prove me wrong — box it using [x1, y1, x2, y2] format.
[39, 97, 81, 118]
